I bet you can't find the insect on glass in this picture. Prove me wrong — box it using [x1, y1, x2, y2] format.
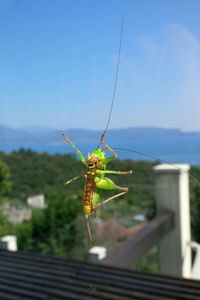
[62, 16, 127, 242]
[62, 131, 133, 242]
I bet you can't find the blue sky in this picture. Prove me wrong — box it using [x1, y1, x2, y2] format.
[0, 0, 200, 131]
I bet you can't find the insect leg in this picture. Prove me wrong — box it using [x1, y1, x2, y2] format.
[100, 130, 117, 160]
[64, 173, 84, 185]
[96, 169, 133, 176]
[85, 216, 93, 243]
[94, 176, 128, 209]
[91, 192, 102, 221]
[95, 176, 127, 190]
[62, 133, 86, 165]
[95, 190, 128, 209]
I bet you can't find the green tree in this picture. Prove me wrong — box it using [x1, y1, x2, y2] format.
[0, 160, 11, 197]
[0, 211, 15, 236]
[0, 160, 14, 235]
[17, 188, 88, 259]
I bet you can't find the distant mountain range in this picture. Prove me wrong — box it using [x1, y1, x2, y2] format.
[0, 124, 199, 148]
[1, 125, 200, 164]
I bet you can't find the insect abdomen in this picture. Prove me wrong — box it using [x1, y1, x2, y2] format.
[83, 176, 96, 217]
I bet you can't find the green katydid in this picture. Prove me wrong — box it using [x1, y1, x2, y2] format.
[62, 131, 133, 242]
[62, 16, 134, 242]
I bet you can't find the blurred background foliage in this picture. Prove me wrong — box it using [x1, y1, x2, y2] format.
[0, 149, 199, 272]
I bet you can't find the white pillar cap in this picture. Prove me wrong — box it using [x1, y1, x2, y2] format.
[154, 163, 190, 173]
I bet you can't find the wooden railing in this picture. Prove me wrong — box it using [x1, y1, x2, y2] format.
[96, 164, 192, 278]
[101, 211, 174, 269]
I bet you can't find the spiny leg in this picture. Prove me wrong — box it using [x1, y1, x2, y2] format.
[62, 132, 86, 165]
[91, 192, 102, 222]
[85, 216, 93, 243]
[84, 192, 100, 243]
[94, 176, 129, 208]
[96, 169, 133, 176]
[100, 130, 117, 160]
[64, 173, 84, 185]
[95, 189, 128, 209]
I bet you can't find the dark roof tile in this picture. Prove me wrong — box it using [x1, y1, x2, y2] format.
[0, 250, 199, 300]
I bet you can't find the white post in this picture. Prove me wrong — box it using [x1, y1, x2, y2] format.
[189, 241, 200, 280]
[0, 235, 17, 252]
[154, 164, 191, 278]
[89, 246, 107, 263]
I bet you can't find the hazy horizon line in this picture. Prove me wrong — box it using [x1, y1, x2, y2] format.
[0, 124, 200, 134]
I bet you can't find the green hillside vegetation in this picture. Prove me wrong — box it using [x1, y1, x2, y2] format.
[0, 160, 15, 236]
[0, 149, 200, 267]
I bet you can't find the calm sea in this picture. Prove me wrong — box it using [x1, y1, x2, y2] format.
[1, 135, 200, 166]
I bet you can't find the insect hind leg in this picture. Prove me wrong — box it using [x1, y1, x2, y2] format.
[95, 188, 128, 209]
[92, 192, 103, 222]
[85, 216, 93, 243]
[94, 177, 129, 209]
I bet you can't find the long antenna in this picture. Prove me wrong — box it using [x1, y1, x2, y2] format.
[113, 146, 200, 187]
[97, 15, 124, 147]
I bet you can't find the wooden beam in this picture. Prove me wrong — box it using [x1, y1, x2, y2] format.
[101, 212, 174, 269]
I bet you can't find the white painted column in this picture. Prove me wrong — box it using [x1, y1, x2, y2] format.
[154, 164, 191, 278]
[89, 246, 107, 263]
[189, 241, 200, 280]
[0, 235, 17, 252]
